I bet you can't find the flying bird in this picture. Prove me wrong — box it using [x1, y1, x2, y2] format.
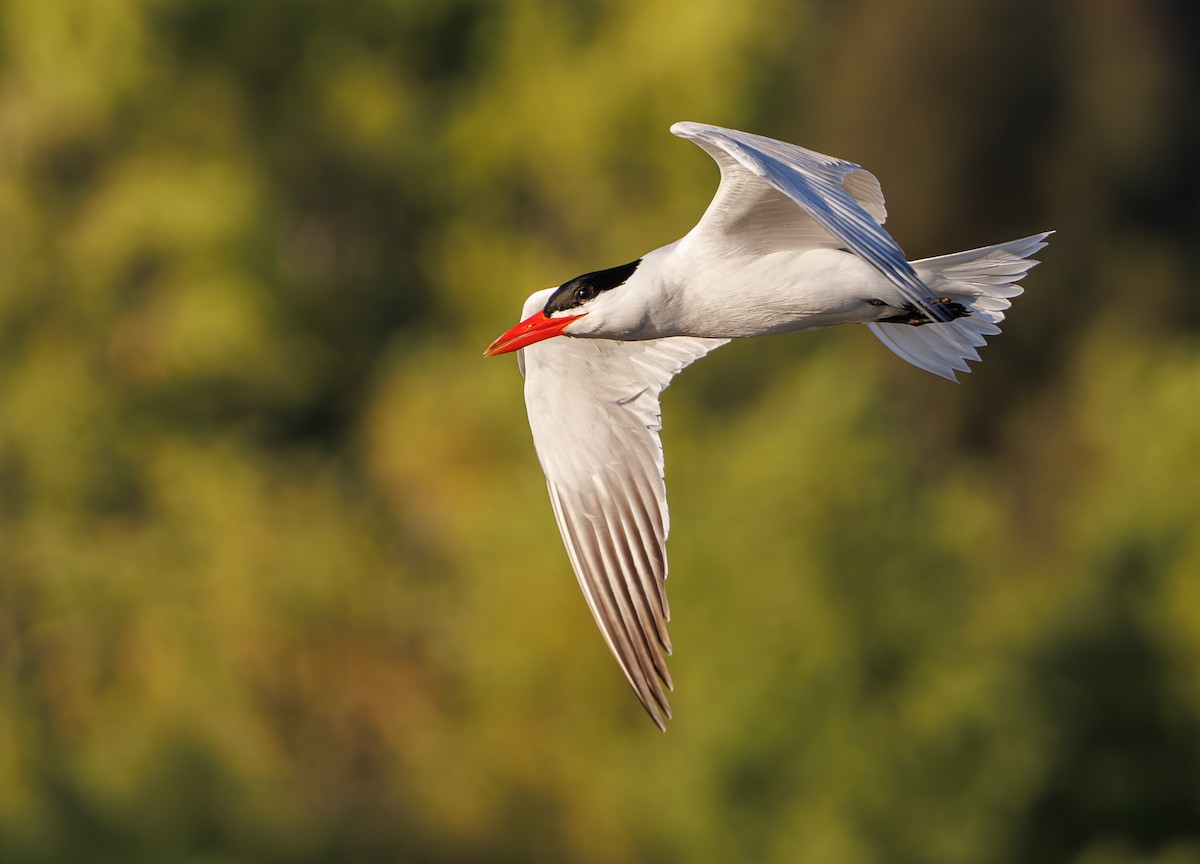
[485, 121, 1050, 729]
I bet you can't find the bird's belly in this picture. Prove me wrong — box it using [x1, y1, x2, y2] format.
[664, 248, 886, 338]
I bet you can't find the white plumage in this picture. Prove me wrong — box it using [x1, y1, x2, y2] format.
[486, 122, 1050, 729]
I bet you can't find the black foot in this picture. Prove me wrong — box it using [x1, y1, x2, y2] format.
[880, 297, 971, 326]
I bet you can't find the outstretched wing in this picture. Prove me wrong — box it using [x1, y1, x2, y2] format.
[671, 121, 954, 324]
[516, 291, 727, 729]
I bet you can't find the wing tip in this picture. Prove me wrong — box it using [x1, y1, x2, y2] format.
[643, 695, 672, 732]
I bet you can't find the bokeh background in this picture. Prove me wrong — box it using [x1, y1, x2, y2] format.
[2, 0, 1199, 861]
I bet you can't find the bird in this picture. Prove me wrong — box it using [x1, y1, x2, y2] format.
[484, 121, 1050, 730]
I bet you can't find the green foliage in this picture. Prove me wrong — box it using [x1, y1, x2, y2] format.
[1, 0, 1199, 861]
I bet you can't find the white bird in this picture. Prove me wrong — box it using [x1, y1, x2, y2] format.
[485, 122, 1050, 729]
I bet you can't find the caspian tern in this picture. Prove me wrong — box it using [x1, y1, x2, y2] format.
[485, 121, 1050, 729]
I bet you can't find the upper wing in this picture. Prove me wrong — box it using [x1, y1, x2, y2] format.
[671, 121, 954, 325]
[516, 291, 727, 729]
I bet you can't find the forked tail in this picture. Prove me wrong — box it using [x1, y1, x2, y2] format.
[867, 232, 1052, 380]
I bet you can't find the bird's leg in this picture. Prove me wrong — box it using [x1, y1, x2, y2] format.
[880, 297, 971, 326]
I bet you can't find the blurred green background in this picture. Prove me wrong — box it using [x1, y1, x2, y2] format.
[2, 0, 1199, 861]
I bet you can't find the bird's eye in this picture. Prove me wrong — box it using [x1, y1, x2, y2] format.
[575, 285, 596, 303]
[867, 298, 887, 307]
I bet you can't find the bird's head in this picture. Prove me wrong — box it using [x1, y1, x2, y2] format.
[484, 259, 644, 356]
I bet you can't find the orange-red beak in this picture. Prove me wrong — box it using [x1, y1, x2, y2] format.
[484, 311, 584, 356]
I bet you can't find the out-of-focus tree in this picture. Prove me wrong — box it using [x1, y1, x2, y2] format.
[1, 0, 1199, 862]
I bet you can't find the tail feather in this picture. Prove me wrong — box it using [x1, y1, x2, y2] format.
[867, 231, 1051, 381]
